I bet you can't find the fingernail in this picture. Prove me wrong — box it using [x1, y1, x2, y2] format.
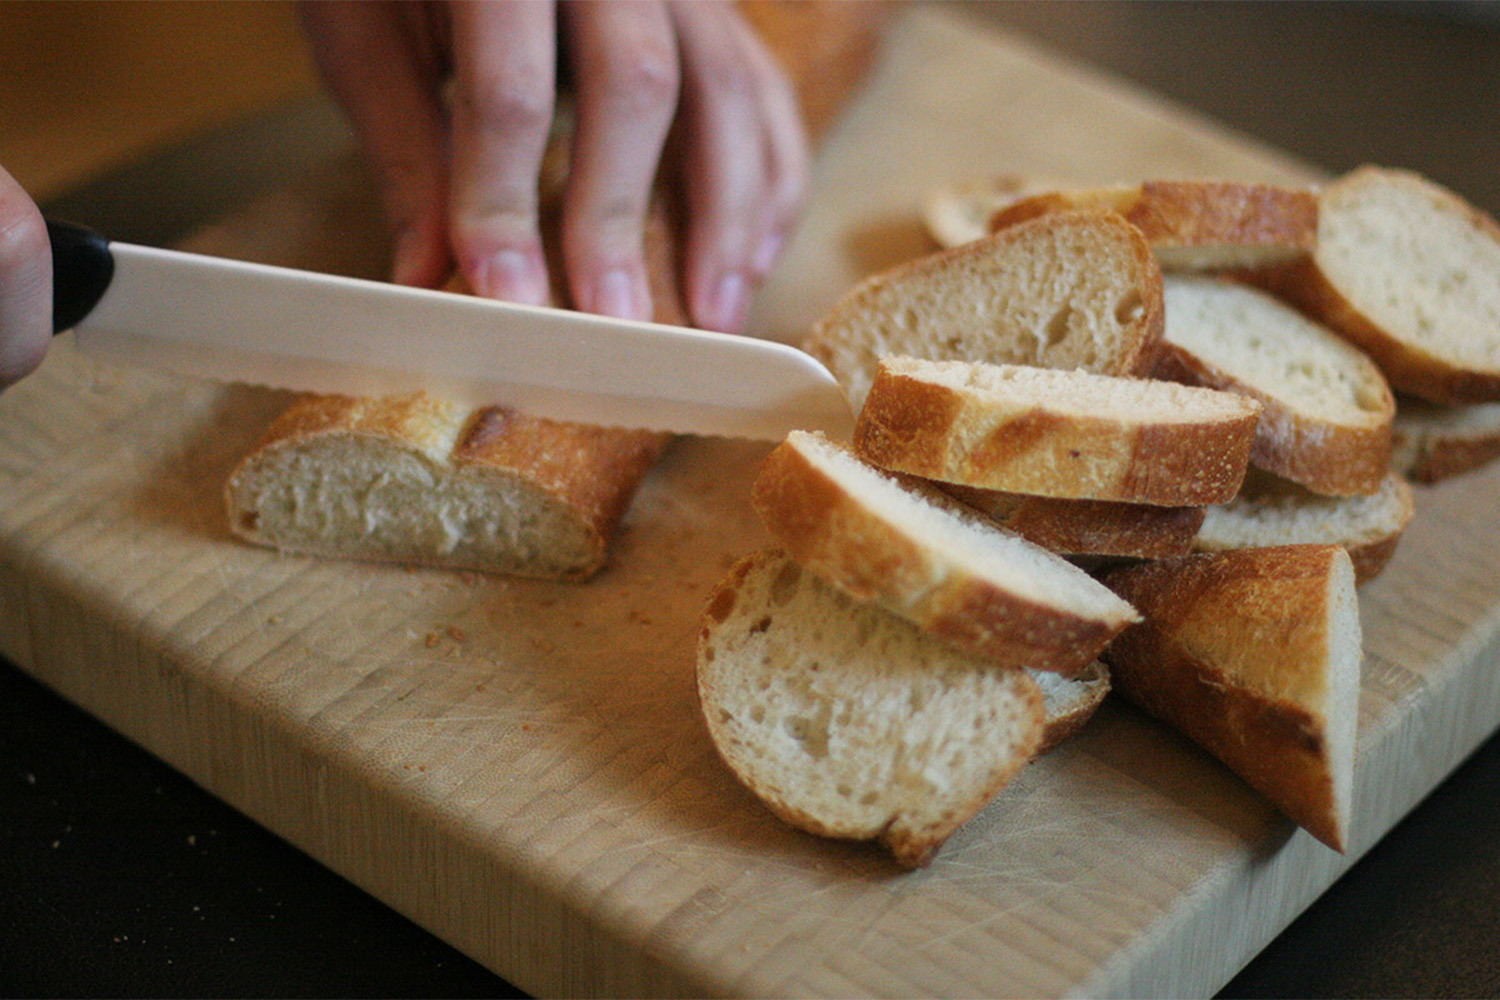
[591, 268, 645, 319]
[705, 272, 749, 334]
[473, 250, 547, 305]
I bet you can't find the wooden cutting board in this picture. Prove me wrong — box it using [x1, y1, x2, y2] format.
[6, 8, 1500, 996]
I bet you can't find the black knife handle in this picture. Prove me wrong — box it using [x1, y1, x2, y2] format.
[47, 219, 115, 334]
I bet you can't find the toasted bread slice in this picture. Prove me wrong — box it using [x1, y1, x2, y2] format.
[1194, 469, 1413, 584]
[1102, 545, 1360, 851]
[854, 356, 1261, 506]
[1390, 396, 1500, 484]
[941, 484, 1205, 559]
[1245, 166, 1500, 404]
[225, 395, 667, 580]
[1156, 275, 1394, 496]
[752, 431, 1140, 675]
[805, 209, 1164, 409]
[1031, 661, 1111, 754]
[697, 549, 1045, 869]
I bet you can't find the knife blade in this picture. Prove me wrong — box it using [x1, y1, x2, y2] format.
[47, 220, 853, 441]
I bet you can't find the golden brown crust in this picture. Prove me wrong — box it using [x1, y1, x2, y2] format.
[853, 365, 1260, 506]
[1399, 431, 1500, 484]
[1151, 340, 1393, 497]
[989, 180, 1318, 269]
[1102, 546, 1352, 850]
[943, 484, 1205, 559]
[750, 439, 1130, 675]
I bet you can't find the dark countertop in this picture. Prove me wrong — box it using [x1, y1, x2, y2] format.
[8, 3, 1500, 996]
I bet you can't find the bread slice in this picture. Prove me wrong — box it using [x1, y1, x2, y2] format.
[697, 549, 1045, 868]
[1101, 545, 1360, 851]
[941, 484, 1205, 559]
[1031, 661, 1111, 754]
[921, 174, 1062, 248]
[1245, 166, 1500, 404]
[225, 394, 667, 580]
[985, 179, 1318, 272]
[752, 430, 1141, 675]
[1194, 469, 1414, 584]
[805, 209, 1164, 409]
[1390, 396, 1500, 484]
[853, 355, 1262, 506]
[1155, 275, 1394, 496]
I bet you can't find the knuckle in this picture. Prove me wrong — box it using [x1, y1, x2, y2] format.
[456, 71, 553, 135]
[606, 43, 680, 110]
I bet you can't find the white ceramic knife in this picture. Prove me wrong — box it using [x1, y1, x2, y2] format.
[47, 220, 853, 441]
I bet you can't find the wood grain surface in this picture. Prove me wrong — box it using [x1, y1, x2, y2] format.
[5, 9, 1500, 997]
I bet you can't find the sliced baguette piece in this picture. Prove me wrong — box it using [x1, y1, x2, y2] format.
[1031, 661, 1111, 754]
[1102, 545, 1360, 851]
[941, 484, 1205, 559]
[752, 430, 1141, 675]
[1390, 396, 1500, 484]
[854, 355, 1262, 506]
[1155, 275, 1394, 496]
[921, 174, 1063, 248]
[1244, 166, 1500, 404]
[1194, 469, 1414, 584]
[805, 209, 1164, 410]
[697, 549, 1045, 869]
[225, 394, 667, 580]
[986, 179, 1318, 272]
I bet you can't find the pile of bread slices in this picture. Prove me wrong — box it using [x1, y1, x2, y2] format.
[697, 167, 1500, 868]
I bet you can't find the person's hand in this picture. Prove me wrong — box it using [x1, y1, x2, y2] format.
[0, 164, 51, 391]
[299, 0, 810, 335]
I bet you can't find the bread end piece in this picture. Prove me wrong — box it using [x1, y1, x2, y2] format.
[697, 549, 1045, 868]
[1102, 545, 1360, 851]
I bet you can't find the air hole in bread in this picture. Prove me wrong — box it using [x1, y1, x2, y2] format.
[1114, 289, 1144, 326]
[770, 560, 802, 605]
[1042, 306, 1074, 348]
[238, 511, 259, 532]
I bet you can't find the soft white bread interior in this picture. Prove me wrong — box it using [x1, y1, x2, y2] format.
[225, 394, 667, 580]
[1194, 469, 1414, 584]
[1102, 545, 1361, 851]
[1390, 396, 1500, 484]
[752, 430, 1141, 675]
[805, 209, 1165, 409]
[1156, 275, 1394, 496]
[1246, 166, 1500, 404]
[1031, 661, 1111, 754]
[854, 356, 1262, 506]
[986, 179, 1318, 272]
[941, 484, 1205, 560]
[697, 549, 1045, 869]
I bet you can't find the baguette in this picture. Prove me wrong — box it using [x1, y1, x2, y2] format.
[921, 174, 1061, 248]
[1390, 396, 1500, 484]
[1155, 275, 1394, 496]
[1244, 166, 1500, 404]
[1194, 469, 1414, 584]
[941, 485, 1205, 560]
[1032, 661, 1111, 754]
[854, 355, 1262, 506]
[697, 549, 1045, 869]
[751, 430, 1141, 675]
[988, 179, 1318, 272]
[226, 394, 667, 580]
[805, 209, 1165, 409]
[1102, 545, 1360, 851]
